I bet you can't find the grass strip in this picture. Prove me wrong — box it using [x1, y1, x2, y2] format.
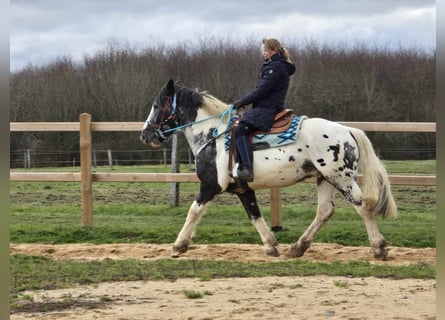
[11, 254, 435, 295]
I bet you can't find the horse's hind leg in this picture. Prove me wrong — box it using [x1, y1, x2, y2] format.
[237, 189, 279, 257]
[354, 203, 388, 260]
[172, 200, 211, 257]
[288, 179, 335, 257]
[330, 178, 388, 260]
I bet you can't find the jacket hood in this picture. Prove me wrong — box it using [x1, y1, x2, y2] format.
[269, 54, 296, 75]
[283, 60, 296, 75]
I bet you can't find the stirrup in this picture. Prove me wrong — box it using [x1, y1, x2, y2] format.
[237, 166, 254, 182]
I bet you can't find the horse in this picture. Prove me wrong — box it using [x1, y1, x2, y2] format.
[140, 79, 397, 260]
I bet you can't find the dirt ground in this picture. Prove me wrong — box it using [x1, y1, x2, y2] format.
[11, 243, 436, 320]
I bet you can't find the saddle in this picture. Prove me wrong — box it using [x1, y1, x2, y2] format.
[228, 109, 294, 173]
[250, 108, 294, 136]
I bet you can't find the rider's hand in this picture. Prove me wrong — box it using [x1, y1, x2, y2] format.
[233, 99, 244, 110]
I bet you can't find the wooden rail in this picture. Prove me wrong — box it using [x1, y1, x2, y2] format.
[9, 172, 436, 186]
[10, 114, 436, 228]
[10, 121, 437, 132]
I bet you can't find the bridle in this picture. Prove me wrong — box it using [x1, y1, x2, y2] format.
[144, 90, 236, 152]
[146, 92, 179, 141]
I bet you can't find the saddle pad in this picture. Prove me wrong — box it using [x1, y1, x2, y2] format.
[225, 115, 307, 151]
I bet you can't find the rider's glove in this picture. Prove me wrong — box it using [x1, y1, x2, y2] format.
[233, 99, 244, 110]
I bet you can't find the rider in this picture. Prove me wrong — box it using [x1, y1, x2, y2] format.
[232, 38, 296, 182]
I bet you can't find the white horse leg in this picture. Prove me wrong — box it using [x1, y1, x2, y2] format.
[237, 189, 279, 256]
[252, 217, 279, 256]
[172, 200, 210, 257]
[354, 203, 388, 260]
[288, 179, 335, 257]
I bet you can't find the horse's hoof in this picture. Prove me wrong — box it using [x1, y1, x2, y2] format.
[372, 240, 389, 260]
[287, 240, 311, 258]
[286, 245, 304, 258]
[171, 244, 188, 258]
[373, 245, 389, 261]
[266, 246, 280, 257]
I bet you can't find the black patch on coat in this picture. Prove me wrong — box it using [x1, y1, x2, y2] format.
[194, 132, 206, 146]
[317, 158, 326, 167]
[237, 189, 262, 220]
[175, 87, 204, 124]
[343, 142, 357, 170]
[289, 155, 296, 162]
[302, 160, 316, 173]
[195, 130, 222, 204]
[323, 134, 329, 139]
[328, 144, 340, 162]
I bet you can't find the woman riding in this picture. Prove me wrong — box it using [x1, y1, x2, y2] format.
[232, 38, 296, 182]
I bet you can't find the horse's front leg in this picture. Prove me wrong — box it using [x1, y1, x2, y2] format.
[237, 189, 279, 257]
[172, 200, 211, 257]
[172, 174, 222, 258]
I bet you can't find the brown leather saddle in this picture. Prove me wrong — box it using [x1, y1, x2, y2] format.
[228, 109, 294, 172]
[252, 108, 294, 135]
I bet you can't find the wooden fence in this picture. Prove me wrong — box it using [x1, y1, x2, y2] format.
[10, 113, 436, 229]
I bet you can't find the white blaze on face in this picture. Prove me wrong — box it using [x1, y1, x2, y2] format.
[142, 103, 157, 130]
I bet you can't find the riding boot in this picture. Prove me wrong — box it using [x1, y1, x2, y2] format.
[235, 135, 254, 182]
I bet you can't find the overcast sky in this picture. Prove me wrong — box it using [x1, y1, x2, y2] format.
[10, 0, 436, 72]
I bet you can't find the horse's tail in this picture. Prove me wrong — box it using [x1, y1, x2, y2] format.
[350, 127, 397, 219]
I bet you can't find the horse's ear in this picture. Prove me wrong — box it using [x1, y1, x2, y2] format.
[166, 79, 175, 96]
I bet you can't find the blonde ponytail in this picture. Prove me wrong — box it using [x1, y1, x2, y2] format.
[262, 38, 291, 62]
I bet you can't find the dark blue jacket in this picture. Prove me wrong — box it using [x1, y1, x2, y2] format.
[238, 53, 296, 131]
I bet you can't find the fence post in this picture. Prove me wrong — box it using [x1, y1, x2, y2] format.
[270, 188, 282, 232]
[80, 113, 93, 227]
[25, 149, 31, 168]
[107, 149, 113, 169]
[169, 134, 180, 207]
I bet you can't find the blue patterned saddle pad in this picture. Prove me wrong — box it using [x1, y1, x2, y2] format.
[225, 115, 307, 151]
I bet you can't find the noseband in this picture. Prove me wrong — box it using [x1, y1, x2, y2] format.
[147, 92, 179, 141]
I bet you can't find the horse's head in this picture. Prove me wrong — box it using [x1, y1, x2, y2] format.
[140, 79, 179, 148]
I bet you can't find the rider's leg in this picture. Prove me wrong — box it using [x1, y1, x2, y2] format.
[234, 122, 255, 182]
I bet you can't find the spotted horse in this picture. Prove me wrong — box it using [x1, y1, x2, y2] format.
[140, 80, 397, 260]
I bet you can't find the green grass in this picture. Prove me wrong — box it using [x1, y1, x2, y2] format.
[10, 161, 436, 247]
[9, 161, 436, 300]
[9, 200, 436, 247]
[382, 160, 436, 174]
[183, 290, 205, 299]
[10, 254, 435, 293]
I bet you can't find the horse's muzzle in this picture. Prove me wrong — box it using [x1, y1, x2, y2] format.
[140, 133, 161, 148]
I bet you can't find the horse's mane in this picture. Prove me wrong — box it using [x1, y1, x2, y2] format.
[176, 85, 229, 116]
[201, 93, 230, 115]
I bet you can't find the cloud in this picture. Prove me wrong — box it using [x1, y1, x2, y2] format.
[10, 0, 436, 71]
